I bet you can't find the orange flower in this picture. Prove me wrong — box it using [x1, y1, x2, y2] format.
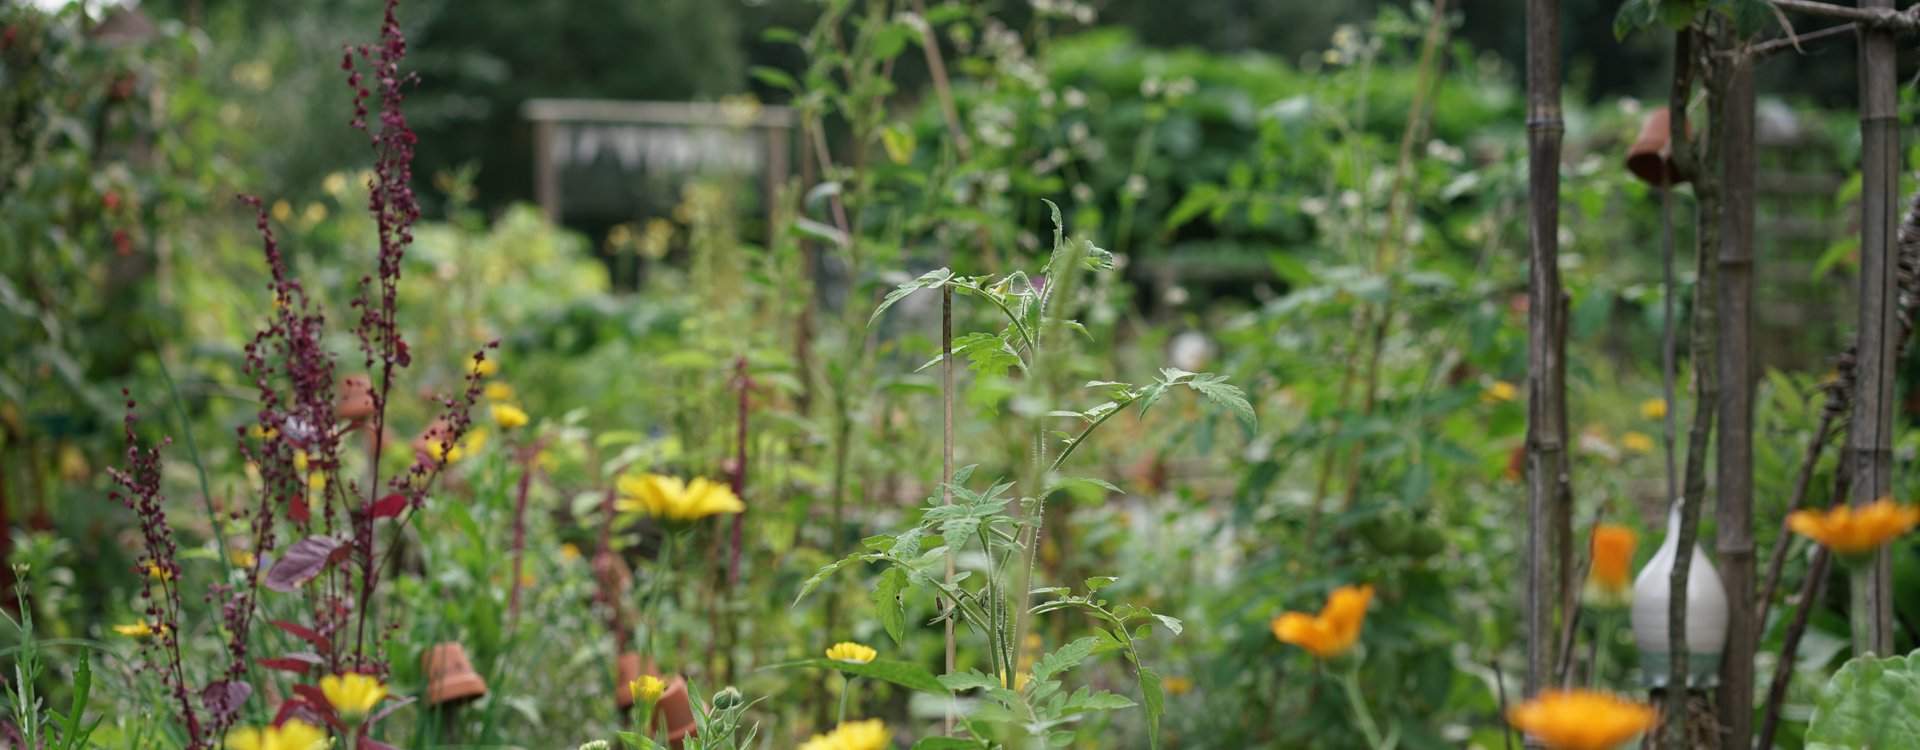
[1787, 496, 1920, 556]
[1508, 690, 1658, 750]
[1271, 584, 1373, 659]
[1583, 525, 1636, 608]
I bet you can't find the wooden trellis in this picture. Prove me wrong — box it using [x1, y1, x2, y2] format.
[1525, 1, 1918, 748]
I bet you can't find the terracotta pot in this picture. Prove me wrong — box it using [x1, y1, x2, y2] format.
[337, 375, 376, 422]
[650, 675, 697, 746]
[411, 418, 452, 457]
[422, 642, 488, 707]
[613, 652, 657, 709]
[1625, 107, 1690, 187]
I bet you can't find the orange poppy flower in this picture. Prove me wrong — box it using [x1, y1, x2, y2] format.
[1271, 584, 1373, 659]
[1787, 496, 1919, 556]
[1508, 690, 1658, 750]
[1583, 524, 1636, 608]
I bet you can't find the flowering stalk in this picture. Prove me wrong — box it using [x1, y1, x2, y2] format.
[1337, 666, 1386, 749]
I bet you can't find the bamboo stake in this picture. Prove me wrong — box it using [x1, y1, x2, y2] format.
[1522, 0, 1566, 700]
[941, 285, 956, 734]
[1714, 48, 1758, 749]
[1849, 0, 1900, 657]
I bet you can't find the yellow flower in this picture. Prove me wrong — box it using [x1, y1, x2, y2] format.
[1163, 676, 1194, 695]
[1482, 380, 1519, 404]
[468, 358, 499, 378]
[429, 439, 465, 464]
[1508, 690, 1658, 750]
[491, 403, 529, 430]
[145, 560, 173, 582]
[307, 472, 327, 491]
[232, 550, 258, 569]
[322, 171, 348, 197]
[825, 642, 877, 664]
[997, 670, 1032, 690]
[113, 621, 155, 638]
[293, 450, 309, 472]
[1271, 584, 1373, 659]
[224, 719, 329, 750]
[559, 543, 582, 562]
[484, 382, 516, 402]
[271, 200, 293, 223]
[1639, 399, 1667, 420]
[1787, 496, 1920, 557]
[799, 719, 891, 750]
[249, 424, 278, 441]
[1620, 431, 1654, 454]
[320, 672, 387, 721]
[615, 474, 744, 523]
[1584, 525, 1637, 608]
[628, 674, 666, 704]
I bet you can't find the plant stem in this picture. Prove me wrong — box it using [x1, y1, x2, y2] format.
[1850, 563, 1874, 657]
[1339, 667, 1385, 749]
[838, 675, 858, 724]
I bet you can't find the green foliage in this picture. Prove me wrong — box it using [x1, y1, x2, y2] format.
[1805, 649, 1920, 749]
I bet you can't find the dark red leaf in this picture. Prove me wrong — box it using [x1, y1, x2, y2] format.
[369, 493, 407, 518]
[272, 697, 324, 727]
[360, 740, 399, 750]
[290, 494, 309, 523]
[201, 680, 252, 718]
[269, 619, 331, 653]
[255, 652, 323, 674]
[264, 535, 341, 592]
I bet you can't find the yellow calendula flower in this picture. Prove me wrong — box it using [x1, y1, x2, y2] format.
[484, 381, 516, 402]
[1620, 431, 1655, 454]
[1639, 399, 1667, 421]
[145, 560, 174, 582]
[113, 621, 156, 638]
[232, 550, 258, 569]
[320, 672, 387, 721]
[491, 403, 529, 430]
[615, 474, 744, 523]
[997, 669, 1032, 691]
[468, 358, 499, 378]
[429, 438, 466, 464]
[1508, 690, 1658, 750]
[1583, 525, 1637, 609]
[292, 450, 309, 472]
[559, 542, 582, 562]
[307, 472, 327, 491]
[1163, 676, 1194, 695]
[825, 642, 877, 664]
[1788, 496, 1920, 557]
[1481, 380, 1519, 404]
[628, 674, 666, 704]
[224, 719, 328, 750]
[1271, 584, 1373, 659]
[249, 424, 278, 441]
[799, 719, 891, 750]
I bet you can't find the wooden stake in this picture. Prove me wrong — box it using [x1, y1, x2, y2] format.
[1849, 0, 1900, 657]
[1714, 48, 1758, 749]
[1522, 0, 1566, 700]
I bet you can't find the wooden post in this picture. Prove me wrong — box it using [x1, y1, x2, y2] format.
[1715, 49, 1758, 749]
[533, 120, 559, 223]
[1523, 0, 1566, 700]
[1849, 0, 1900, 656]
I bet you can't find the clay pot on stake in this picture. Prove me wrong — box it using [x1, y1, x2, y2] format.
[1625, 107, 1690, 187]
[422, 641, 489, 741]
[652, 675, 697, 748]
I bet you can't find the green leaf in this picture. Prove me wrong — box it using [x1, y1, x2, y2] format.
[1183, 372, 1257, 430]
[870, 268, 954, 327]
[1031, 636, 1099, 683]
[765, 658, 946, 694]
[1165, 183, 1223, 230]
[1085, 576, 1118, 592]
[793, 553, 876, 606]
[912, 738, 987, 750]
[749, 65, 799, 92]
[874, 567, 908, 645]
[1140, 667, 1166, 750]
[882, 123, 916, 166]
[937, 669, 1003, 692]
[1060, 686, 1137, 713]
[1151, 614, 1184, 636]
[1806, 649, 1920, 749]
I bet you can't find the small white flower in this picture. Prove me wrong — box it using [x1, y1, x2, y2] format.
[1124, 174, 1149, 199]
[1064, 88, 1087, 109]
[1071, 182, 1094, 203]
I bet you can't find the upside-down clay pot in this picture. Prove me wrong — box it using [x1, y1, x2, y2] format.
[422, 642, 488, 707]
[337, 375, 376, 422]
[411, 418, 452, 457]
[1626, 107, 1690, 187]
[651, 675, 697, 747]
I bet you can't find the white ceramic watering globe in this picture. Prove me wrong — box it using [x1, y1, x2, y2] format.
[1630, 499, 1730, 689]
